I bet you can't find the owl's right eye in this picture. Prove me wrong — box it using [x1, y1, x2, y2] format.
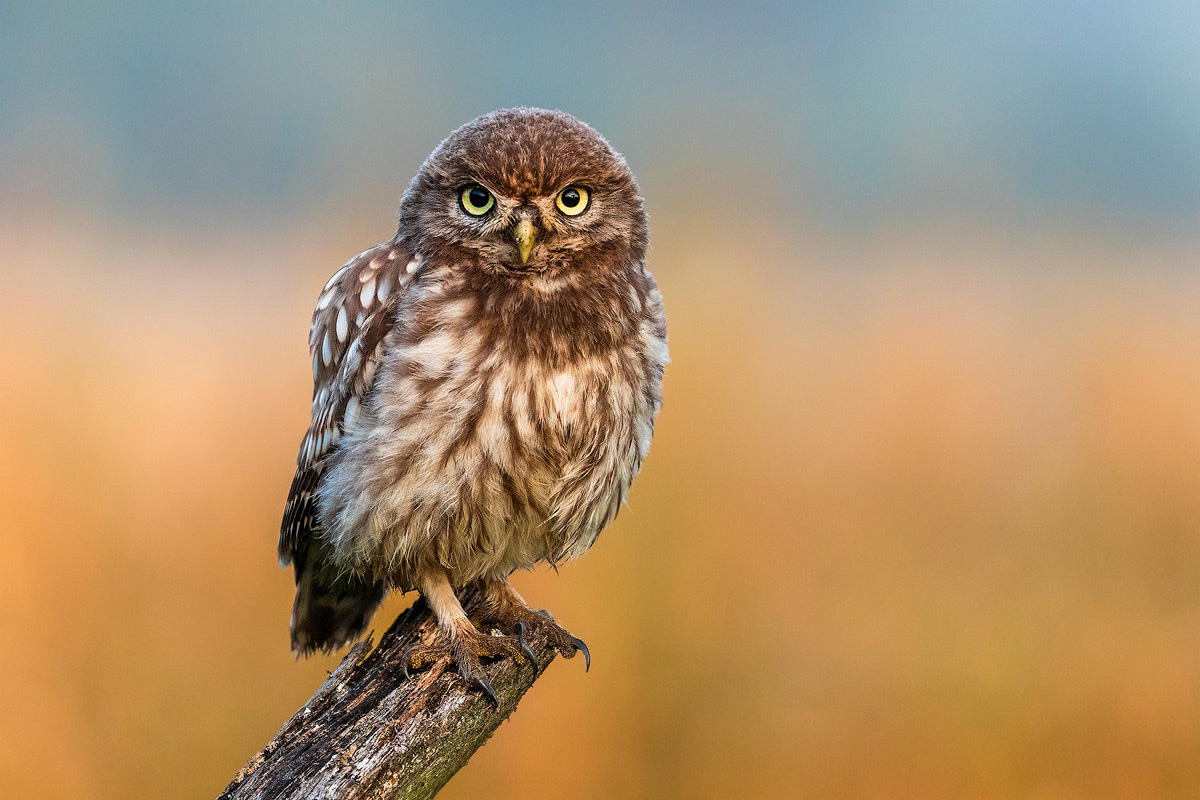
[460, 184, 495, 216]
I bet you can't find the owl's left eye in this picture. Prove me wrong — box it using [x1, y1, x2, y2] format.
[460, 184, 495, 216]
[556, 185, 590, 216]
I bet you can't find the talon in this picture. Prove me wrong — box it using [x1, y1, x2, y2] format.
[475, 676, 499, 707]
[570, 636, 591, 672]
[402, 644, 419, 680]
[515, 622, 538, 671]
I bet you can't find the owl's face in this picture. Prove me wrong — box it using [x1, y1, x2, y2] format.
[397, 109, 646, 281]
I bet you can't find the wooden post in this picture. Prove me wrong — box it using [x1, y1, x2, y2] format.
[218, 586, 560, 800]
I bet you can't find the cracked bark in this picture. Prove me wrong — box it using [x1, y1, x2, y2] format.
[217, 586, 562, 800]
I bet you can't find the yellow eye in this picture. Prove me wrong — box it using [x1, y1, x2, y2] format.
[460, 184, 495, 216]
[556, 186, 590, 216]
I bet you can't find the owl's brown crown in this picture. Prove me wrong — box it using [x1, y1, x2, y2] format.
[436, 108, 623, 197]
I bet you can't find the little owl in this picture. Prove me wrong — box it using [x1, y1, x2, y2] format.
[279, 108, 668, 701]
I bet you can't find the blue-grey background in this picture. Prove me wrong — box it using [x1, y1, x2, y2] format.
[5, 2, 1198, 228]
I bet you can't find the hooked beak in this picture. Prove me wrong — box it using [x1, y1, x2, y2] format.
[513, 218, 537, 265]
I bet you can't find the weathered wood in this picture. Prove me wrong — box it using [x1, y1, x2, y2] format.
[219, 586, 561, 800]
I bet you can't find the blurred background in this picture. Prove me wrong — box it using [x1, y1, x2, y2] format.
[2, 2, 1199, 798]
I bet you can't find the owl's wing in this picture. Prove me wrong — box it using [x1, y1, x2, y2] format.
[279, 241, 419, 569]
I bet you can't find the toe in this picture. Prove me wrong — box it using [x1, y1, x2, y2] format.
[402, 643, 445, 679]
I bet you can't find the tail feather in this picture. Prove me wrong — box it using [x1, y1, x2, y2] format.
[290, 559, 387, 656]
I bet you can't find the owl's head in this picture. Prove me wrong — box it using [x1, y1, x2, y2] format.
[396, 108, 647, 280]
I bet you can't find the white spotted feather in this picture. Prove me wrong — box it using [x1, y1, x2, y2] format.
[279, 242, 418, 566]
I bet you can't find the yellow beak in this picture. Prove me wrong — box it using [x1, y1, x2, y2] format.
[513, 218, 537, 264]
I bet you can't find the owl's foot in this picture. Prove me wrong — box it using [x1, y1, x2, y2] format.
[402, 622, 537, 706]
[472, 602, 590, 671]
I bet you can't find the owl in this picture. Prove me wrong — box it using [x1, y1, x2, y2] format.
[279, 108, 667, 702]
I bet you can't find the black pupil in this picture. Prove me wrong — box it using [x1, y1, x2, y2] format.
[468, 186, 489, 208]
[561, 188, 580, 207]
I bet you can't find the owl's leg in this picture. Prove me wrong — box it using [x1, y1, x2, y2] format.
[471, 576, 590, 671]
[402, 569, 536, 705]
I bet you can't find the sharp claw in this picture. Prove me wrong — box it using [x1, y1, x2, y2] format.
[401, 645, 417, 680]
[521, 643, 539, 670]
[571, 637, 591, 672]
[514, 622, 538, 671]
[475, 676, 500, 707]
